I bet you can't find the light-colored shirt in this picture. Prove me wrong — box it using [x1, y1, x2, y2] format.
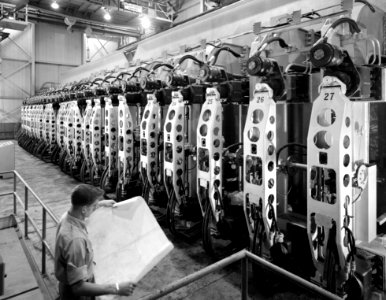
[55, 211, 95, 299]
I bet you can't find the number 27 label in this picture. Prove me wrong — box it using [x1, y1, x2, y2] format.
[323, 93, 334, 100]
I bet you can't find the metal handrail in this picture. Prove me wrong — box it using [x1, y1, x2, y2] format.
[139, 249, 342, 300]
[0, 170, 59, 276]
[0, 170, 343, 300]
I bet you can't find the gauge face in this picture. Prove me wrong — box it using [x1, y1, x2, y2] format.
[313, 49, 325, 61]
[248, 60, 257, 71]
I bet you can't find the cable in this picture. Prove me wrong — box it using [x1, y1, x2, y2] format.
[276, 143, 307, 164]
[323, 17, 361, 39]
[209, 46, 242, 66]
[130, 67, 151, 79]
[151, 63, 174, 71]
[342, 226, 356, 262]
[256, 36, 290, 56]
[206, 42, 221, 49]
[187, 162, 197, 172]
[115, 72, 131, 80]
[223, 142, 243, 154]
[355, 0, 375, 12]
[177, 55, 205, 67]
[352, 187, 364, 204]
[277, 185, 293, 197]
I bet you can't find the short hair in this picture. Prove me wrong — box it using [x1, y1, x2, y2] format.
[71, 184, 104, 207]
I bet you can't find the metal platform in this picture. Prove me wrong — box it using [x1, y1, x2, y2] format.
[0, 215, 45, 300]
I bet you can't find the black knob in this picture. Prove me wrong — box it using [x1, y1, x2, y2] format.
[310, 43, 344, 68]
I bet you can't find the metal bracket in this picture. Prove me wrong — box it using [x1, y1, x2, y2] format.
[341, 0, 353, 12]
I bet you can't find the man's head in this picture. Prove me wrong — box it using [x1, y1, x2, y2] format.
[71, 184, 104, 218]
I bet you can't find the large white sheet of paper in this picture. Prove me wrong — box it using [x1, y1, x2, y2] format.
[88, 196, 173, 290]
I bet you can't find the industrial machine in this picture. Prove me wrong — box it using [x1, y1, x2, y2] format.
[79, 94, 94, 183]
[195, 45, 250, 256]
[99, 74, 120, 192]
[115, 67, 149, 200]
[140, 90, 164, 207]
[301, 16, 381, 297]
[162, 58, 203, 238]
[52, 92, 70, 165]
[18, 1, 386, 298]
[36, 93, 59, 161]
[115, 71, 136, 201]
[244, 36, 289, 263]
[88, 81, 107, 186]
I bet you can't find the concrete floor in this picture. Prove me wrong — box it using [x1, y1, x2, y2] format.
[0, 142, 320, 300]
[0, 224, 44, 300]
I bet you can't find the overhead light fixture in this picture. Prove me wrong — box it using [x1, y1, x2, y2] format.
[102, 6, 111, 21]
[51, 1, 59, 9]
[104, 10, 111, 21]
[140, 14, 151, 29]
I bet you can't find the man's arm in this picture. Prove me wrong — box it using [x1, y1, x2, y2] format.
[98, 199, 116, 207]
[71, 281, 135, 296]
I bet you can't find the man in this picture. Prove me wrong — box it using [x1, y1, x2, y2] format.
[55, 184, 135, 300]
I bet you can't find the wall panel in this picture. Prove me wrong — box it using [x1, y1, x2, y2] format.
[0, 22, 82, 129]
[36, 64, 74, 91]
[0, 99, 23, 122]
[0, 61, 31, 99]
[86, 37, 118, 62]
[35, 23, 82, 66]
[0, 27, 32, 60]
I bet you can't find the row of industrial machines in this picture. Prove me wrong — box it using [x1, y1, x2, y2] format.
[17, 10, 386, 300]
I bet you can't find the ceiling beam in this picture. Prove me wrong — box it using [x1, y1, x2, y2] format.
[25, 11, 140, 37]
[27, 1, 139, 27]
[25, 2, 141, 34]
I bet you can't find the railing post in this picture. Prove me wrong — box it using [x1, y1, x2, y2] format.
[241, 256, 248, 300]
[42, 208, 46, 276]
[13, 172, 17, 215]
[24, 186, 28, 239]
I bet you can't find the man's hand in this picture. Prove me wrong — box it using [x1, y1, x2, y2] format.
[98, 199, 116, 208]
[117, 282, 136, 296]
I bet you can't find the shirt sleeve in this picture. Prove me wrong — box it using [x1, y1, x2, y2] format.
[63, 238, 89, 285]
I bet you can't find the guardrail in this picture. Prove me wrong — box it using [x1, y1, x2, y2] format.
[0, 169, 342, 300]
[139, 249, 342, 300]
[0, 170, 59, 276]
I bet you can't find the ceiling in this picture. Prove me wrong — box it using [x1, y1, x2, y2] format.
[0, 0, 242, 40]
[0, 0, 182, 38]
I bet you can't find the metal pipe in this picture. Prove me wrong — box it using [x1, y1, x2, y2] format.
[30, 23, 36, 97]
[287, 161, 307, 170]
[13, 170, 59, 224]
[24, 186, 28, 239]
[42, 209, 47, 275]
[25, 211, 42, 240]
[43, 240, 54, 258]
[14, 192, 24, 209]
[13, 172, 17, 214]
[241, 257, 248, 300]
[245, 251, 341, 300]
[0, 191, 13, 197]
[184, 104, 190, 190]
[238, 104, 243, 191]
[139, 250, 247, 300]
